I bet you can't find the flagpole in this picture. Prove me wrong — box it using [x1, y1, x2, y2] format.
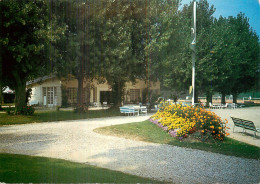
[191, 1, 196, 106]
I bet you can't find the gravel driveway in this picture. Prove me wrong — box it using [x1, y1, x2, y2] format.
[211, 106, 260, 147]
[0, 113, 260, 183]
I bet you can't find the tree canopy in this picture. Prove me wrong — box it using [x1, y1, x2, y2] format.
[0, 0, 65, 111]
[1, 0, 259, 112]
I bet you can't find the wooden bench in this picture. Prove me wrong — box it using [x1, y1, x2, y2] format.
[119, 107, 139, 116]
[231, 117, 260, 137]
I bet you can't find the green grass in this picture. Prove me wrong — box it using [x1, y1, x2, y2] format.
[95, 120, 260, 160]
[0, 153, 159, 183]
[0, 108, 121, 126]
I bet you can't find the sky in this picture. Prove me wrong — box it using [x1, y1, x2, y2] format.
[180, 0, 260, 37]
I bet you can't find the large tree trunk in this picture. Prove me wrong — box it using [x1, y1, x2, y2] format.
[194, 89, 199, 103]
[85, 79, 91, 111]
[0, 82, 2, 106]
[232, 93, 238, 103]
[221, 92, 226, 104]
[112, 80, 125, 107]
[0, 54, 2, 106]
[14, 80, 26, 111]
[77, 75, 84, 111]
[206, 92, 213, 106]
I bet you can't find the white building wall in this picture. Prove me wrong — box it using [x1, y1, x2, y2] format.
[125, 79, 160, 102]
[28, 78, 62, 106]
[93, 79, 112, 103]
[27, 76, 160, 107]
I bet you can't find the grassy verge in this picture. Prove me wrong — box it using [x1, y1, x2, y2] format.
[95, 120, 260, 160]
[0, 108, 121, 126]
[0, 153, 159, 183]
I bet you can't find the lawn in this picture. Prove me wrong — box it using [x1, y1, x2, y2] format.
[0, 153, 160, 183]
[95, 120, 260, 160]
[0, 108, 121, 126]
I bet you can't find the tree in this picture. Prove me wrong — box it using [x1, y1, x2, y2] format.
[156, 0, 216, 103]
[211, 14, 259, 103]
[97, 0, 181, 106]
[49, 0, 106, 111]
[0, 0, 65, 112]
[52, 0, 180, 108]
[96, 0, 146, 106]
[229, 14, 259, 103]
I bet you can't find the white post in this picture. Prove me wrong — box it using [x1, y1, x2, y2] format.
[191, 1, 196, 106]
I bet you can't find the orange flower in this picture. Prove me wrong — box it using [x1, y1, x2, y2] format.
[212, 131, 215, 133]
[201, 130, 204, 133]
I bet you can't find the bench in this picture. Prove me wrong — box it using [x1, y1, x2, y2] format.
[119, 107, 139, 116]
[231, 117, 260, 137]
[29, 100, 39, 106]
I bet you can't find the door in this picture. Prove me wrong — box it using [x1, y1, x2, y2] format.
[43, 87, 57, 107]
[100, 91, 112, 104]
[47, 87, 54, 107]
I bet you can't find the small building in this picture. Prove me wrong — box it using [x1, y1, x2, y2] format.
[2, 87, 15, 104]
[26, 75, 160, 107]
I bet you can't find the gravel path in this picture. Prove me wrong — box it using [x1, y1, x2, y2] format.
[0, 111, 260, 183]
[211, 106, 260, 147]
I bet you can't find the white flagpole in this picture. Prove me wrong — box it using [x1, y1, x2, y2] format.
[191, 1, 196, 106]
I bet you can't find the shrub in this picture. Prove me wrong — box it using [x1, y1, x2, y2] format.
[150, 103, 229, 142]
[56, 106, 61, 111]
[6, 106, 14, 115]
[15, 105, 35, 115]
[74, 105, 88, 113]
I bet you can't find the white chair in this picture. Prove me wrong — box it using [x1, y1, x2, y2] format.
[29, 100, 39, 106]
[220, 103, 228, 109]
[209, 103, 221, 109]
[140, 106, 147, 115]
[102, 102, 107, 108]
[231, 103, 237, 109]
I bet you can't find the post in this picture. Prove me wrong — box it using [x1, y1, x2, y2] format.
[191, 1, 196, 106]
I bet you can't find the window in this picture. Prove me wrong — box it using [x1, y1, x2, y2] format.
[93, 87, 97, 102]
[130, 89, 140, 102]
[47, 87, 54, 104]
[67, 88, 77, 104]
[42, 87, 57, 105]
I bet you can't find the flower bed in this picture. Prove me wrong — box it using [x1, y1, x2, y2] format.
[150, 103, 229, 142]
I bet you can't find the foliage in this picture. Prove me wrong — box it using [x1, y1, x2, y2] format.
[151, 103, 229, 142]
[0, 0, 65, 111]
[6, 105, 35, 116]
[6, 106, 14, 115]
[56, 106, 61, 111]
[15, 105, 35, 116]
[151, 0, 259, 103]
[73, 104, 88, 113]
[154, 0, 216, 101]
[211, 14, 259, 102]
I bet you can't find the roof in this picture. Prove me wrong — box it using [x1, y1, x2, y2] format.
[3, 87, 15, 94]
[26, 74, 56, 86]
